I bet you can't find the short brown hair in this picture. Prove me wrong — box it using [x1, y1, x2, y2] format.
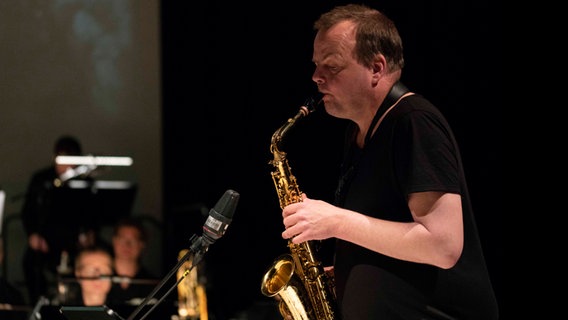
[314, 4, 404, 71]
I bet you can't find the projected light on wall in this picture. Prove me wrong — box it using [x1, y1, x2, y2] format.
[55, 0, 131, 114]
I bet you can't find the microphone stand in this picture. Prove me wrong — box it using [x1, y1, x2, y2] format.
[28, 296, 49, 320]
[126, 234, 207, 320]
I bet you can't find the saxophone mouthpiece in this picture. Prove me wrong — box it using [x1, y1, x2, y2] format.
[297, 92, 323, 119]
[303, 92, 323, 114]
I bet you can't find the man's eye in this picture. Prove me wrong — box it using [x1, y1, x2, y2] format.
[328, 66, 340, 74]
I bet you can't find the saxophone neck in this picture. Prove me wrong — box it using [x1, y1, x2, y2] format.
[270, 95, 321, 153]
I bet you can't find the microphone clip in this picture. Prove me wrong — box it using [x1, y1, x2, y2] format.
[187, 234, 207, 264]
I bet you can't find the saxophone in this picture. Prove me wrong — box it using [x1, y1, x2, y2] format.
[176, 249, 208, 320]
[260, 95, 338, 320]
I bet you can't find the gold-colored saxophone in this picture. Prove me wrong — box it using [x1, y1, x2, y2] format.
[261, 95, 338, 320]
[176, 249, 208, 320]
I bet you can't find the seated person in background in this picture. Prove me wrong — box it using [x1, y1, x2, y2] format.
[107, 217, 157, 306]
[66, 246, 113, 306]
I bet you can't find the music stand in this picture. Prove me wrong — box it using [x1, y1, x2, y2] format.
[54, 154, 137, 226]
[60, 306, 125, 320]
[62, 180, 137, 226]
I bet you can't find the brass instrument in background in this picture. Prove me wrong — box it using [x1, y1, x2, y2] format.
[176, 249, 208, 320]
[260, 96, 338, 320]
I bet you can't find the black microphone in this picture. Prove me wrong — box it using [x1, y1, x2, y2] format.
[201, 189, 239, 247]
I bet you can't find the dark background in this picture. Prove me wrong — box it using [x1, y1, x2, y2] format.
[160, 1, 501, 319]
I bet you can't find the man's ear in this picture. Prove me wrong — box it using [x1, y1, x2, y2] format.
[371, 54, 387, 84]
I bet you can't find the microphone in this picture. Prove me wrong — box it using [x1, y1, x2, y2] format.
[125, 189, 239, 320]
[200, 189, 240, 247]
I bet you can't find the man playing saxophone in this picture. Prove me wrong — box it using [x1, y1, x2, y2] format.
[279, 4, 499, 320]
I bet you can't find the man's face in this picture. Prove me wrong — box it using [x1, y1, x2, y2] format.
[312, 20, 375, 120]
[113, 226, 145, 260]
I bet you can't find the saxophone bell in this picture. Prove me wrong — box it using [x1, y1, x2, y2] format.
[261, 254, 311, 320]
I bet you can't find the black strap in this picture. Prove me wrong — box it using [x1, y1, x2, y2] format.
[335, 82, 410, 206]
[364, 81, 409, 145]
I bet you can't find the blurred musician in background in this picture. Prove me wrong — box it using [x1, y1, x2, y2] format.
[21, 135, 98, 305]
[107, 217, 158, 306]
[65, 245, 114, 306]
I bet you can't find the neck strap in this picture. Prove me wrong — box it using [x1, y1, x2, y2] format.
[364, 81, 409, 145]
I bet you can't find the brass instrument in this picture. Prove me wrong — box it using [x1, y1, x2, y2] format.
[261, 96, 338, 320]
[176, 249, 208, 320]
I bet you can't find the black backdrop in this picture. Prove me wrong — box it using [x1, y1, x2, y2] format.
[160, 1, 501, 319]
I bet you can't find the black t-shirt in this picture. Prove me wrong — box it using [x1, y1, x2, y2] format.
[333, 94, 499, 320]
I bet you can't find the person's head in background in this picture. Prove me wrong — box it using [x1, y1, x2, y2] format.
[53, 135, 82, 177]
[74, 246, 113, 306]
[111, 218, 148, 276]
